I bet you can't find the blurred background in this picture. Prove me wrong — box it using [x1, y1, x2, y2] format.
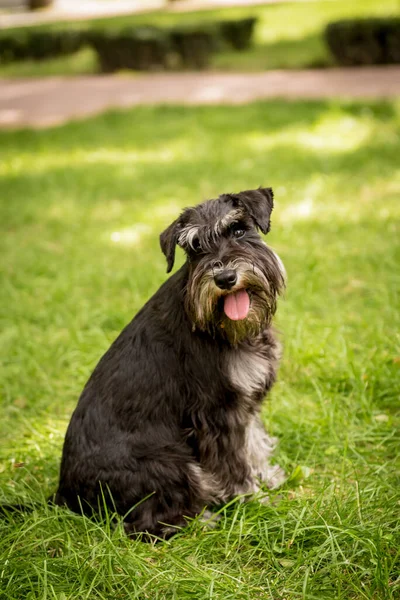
[1, 1, 399, 599]
[1, 0, 399, 79]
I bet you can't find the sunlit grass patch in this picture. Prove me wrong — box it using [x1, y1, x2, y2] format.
[0, 99, 399, 599]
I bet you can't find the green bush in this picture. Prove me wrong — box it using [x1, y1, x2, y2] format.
[325, 17, 400, 66]
[219, 17, 257, 50]
[0, 29, 84, 64]
[169, 26, 215, 69]
[90, 23, 220, 72]
[89, 27, 170, 72]
[89, 25, 215, 72]
[0, 16, 258, 72]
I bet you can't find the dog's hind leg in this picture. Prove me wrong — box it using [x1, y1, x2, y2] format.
[122, 460, 215, 540]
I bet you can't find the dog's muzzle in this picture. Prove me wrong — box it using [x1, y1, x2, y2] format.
[214, 269, 237, 290]
[213, 269, 251, 321]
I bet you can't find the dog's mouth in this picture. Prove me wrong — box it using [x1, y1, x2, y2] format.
[223, 289, 250, 321]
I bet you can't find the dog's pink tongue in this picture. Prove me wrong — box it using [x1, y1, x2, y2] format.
[223, 289, 250, 321]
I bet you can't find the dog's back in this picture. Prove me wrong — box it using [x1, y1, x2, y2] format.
[56, 267, 208, 535]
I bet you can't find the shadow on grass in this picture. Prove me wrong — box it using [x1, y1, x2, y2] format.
[1, 100, 397, 152]
[1, 115, 398, 231]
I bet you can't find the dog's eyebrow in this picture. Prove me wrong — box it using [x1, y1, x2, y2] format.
[214, 209, 244, 235]
[178, 209, 245, 251]
[178, 225, 200, 249]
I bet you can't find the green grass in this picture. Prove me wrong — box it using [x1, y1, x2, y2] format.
[1, 99, 400, 598]
[0, 0, 398, 77]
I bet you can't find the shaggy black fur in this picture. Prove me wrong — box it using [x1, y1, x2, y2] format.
[54, 188, 286, 538]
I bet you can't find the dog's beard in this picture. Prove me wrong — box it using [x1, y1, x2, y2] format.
[185, 256, 284, 345]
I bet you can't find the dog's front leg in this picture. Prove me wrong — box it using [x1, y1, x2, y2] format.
[245, 414, 286, 491]
[195, 417, 258, 503]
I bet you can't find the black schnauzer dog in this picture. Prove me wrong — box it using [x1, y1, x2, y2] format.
[55, 187, 286, 538]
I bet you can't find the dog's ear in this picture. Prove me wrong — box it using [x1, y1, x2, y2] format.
[233, 187, 274, 234]
[160, 218, 181, 273]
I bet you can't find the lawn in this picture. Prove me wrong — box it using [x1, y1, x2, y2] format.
[0, 0, 398, 77]
[1, 98, 399, 599]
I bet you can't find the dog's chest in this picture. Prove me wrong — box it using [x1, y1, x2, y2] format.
[225, 345, 272, 397]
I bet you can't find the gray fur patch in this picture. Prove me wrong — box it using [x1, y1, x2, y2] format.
[214, 209, 244, 234]
[178, 225, 200, 250]
[245, 415, 286, 489]
[226, 341, 279, 397]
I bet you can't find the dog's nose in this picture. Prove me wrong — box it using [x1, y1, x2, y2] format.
[214, 269, 237, 290]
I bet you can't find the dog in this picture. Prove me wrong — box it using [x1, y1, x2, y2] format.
[54, 187, 286, 538]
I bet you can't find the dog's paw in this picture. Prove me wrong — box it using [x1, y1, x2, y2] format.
[199, 509, 221, 529]
[264, 464, 286, 490]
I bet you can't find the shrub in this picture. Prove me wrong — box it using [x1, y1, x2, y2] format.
[90, 24, 216, 72]
[0, 15, 258, 71]
[30, 30, 84, 59]
[219, 17, 257, 50]
[89, 27, 170, 72]
[170, 26, 215, 69]
[325, 17, 400, 66]
[0, 29, 84, 63]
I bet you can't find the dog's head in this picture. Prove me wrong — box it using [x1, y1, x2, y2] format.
[160, 188, 285, 344]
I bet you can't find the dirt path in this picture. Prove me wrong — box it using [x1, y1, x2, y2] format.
[1, 66, 399, 129]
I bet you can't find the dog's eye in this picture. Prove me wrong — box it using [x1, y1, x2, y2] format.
[190, 237, 201, 252]
[231, 224, 246, 239]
